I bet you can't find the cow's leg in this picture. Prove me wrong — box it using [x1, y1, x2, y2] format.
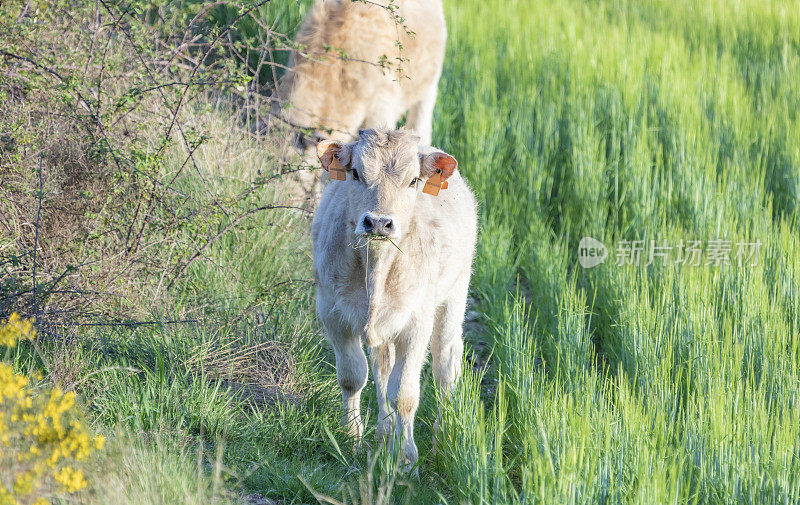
[387, 316, 434, 473]
[323, 316, 368, 442]
[430, 277, 468, 445]
[405, 77, 440, 145]
[370, 342, 396, 442]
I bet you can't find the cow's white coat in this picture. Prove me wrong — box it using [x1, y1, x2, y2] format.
[312, 129, 477, 471]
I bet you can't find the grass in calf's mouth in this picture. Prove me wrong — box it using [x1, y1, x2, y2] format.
[366, 234, 403, 253]
[351, 234, 404, 253]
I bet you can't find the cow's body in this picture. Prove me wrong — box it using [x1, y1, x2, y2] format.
[282, 0, 446, 144]
[312, 129, 477, 471]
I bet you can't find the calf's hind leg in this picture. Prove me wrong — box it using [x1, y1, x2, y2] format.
[430, 282, 468, 443]
[405, 78, 440, 145]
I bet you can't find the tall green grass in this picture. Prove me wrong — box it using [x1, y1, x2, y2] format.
[432, 0, 800, 502]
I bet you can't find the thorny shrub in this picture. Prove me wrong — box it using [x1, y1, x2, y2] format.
[0, 0, 304, 322]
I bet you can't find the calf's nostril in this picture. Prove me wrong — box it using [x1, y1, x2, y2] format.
[363, 216, 373, 230]
[384, 219, 393, 230]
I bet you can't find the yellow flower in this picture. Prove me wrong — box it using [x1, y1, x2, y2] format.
[13, 470, 36, 495]
[53, 466, 87, 493]
[1, 314, 101, 500]
[0, 484, 18, 505]
[0, 313, 36, 347]
[0, 363, 28, 403]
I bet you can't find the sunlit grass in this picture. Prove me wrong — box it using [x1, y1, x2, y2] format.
[432, 0, 800, 502]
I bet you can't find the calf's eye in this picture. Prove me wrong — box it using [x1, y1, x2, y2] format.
[409, 177, 418, 187]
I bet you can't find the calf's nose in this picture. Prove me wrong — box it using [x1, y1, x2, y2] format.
[362, 214, 394, 236]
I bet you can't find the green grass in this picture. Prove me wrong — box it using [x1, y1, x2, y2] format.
[430, 0, 800, 502]
[7, 0, 800, 503]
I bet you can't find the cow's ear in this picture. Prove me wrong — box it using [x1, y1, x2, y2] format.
[420, 151, 457, 181]
[317, 139, 351, 180]
[420, 151, 457, 196]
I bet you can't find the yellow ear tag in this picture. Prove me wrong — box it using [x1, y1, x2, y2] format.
[328, 155, 347, 181]
[422, 171, 448, 196]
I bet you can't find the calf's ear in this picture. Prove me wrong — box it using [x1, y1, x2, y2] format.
[317, 140, 351, 181]
[420, 151, 458, 181]
[420, 151, 458, 196]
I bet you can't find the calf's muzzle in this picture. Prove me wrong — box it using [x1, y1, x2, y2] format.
[360, 213, 394, 237]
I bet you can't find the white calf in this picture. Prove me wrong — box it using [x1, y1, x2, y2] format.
[311, 128, 477, 471]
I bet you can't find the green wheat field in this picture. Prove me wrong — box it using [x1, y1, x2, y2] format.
[1, 0, 798, 503]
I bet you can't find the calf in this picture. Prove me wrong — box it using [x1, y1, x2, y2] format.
[311, 128, 477, 471]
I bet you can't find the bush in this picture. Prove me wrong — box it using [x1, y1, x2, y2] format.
[0, 0, 306, 322]
[0, 313, 105, 504]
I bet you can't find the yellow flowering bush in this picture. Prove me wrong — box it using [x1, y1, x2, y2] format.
[0, 313, 35, 348]
[0, 313, 105, 504]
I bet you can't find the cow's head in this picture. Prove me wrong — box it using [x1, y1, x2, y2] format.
[317, 129, 457, 243]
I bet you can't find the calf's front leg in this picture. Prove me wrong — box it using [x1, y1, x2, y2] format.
[387, 317, 434, 473]
[323, 316, 368, 442]
[370, 342, 396, 442]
